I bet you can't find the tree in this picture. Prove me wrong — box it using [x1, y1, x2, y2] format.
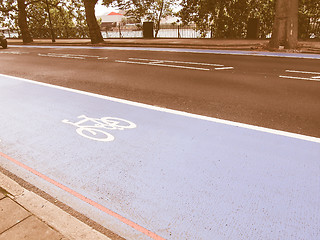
[179, 0, 275, 39]
[0, 0, 33, 43]
[299, 0, 320, 39]
[17, 0, 33, 43]
[26, 0, 88, 39]
[269, 0, 298, 49]
[83, 0, 104, 43]
[1, 0, 90, 39]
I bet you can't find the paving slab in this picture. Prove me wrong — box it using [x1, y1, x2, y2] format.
[0, 172, 112, 240]
[0, 198, 31, 233]
[0, 215, 65, 240]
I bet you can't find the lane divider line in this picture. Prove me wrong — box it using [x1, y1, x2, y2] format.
[285, 70, 320, 75]
[0, 151, 166, 240]
[1, 73, 319, 143]
[279, 75, 320, 82]
[214, 67, 234, 70]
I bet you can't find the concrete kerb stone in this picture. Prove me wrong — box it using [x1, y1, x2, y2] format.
[0, 172, 112, 240]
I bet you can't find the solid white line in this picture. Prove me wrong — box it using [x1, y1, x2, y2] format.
[214, 67, 234, 70]
[115, 60, 210, 71]
[312, 76, 320, 79]
[0, 73, 319, 143]
[128, 58, 224, 67]
[285, 70, 320, 75]
[279, 75, 320, 82]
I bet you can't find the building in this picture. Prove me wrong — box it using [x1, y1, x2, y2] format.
[98, 12, 125, 30]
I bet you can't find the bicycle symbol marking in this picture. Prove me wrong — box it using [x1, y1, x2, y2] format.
[62, 115, 137, 142]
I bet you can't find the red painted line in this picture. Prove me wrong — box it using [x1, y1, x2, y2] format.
[0, 151, 166, 240]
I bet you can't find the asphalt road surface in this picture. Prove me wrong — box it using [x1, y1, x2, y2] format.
[0, 46, 320, 240]
[0, 46, 319, 138]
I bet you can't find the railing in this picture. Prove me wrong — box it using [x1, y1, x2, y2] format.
[2, 21, 319, 40]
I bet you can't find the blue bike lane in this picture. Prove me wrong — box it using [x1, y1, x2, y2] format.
[0, 74, 319, 240]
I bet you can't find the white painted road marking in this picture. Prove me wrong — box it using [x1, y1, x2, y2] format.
[38, 53, 86, 60]
[117, 58, 233, 71]
[38, 53, 109, 60]
[0, 51, 29, 55]
[285, 70, 320, 75]
[280, 69, 320, 82]
[115, 60, 211, 71]
[128, 58, 224, 67]
[214, 66, 234, 70]
[279, 75, 320, 82]
[62, 115, 137, 142]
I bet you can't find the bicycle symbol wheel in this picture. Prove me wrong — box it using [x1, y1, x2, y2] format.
[100, 117, 137, 130]
[76, 128, 115, 142]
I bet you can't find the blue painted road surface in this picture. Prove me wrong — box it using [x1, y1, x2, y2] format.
[12, 44, 320, 60]
[0, 74, 320, 240]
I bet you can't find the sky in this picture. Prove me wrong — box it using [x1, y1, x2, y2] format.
[95, 0, 182, 16]
[95, 1, 118, 16]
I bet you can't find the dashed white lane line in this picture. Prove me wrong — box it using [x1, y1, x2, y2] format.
[0, 51, 29, 55]
[279, 75, 320, 82]
[279, 69, 320, 82]
[214, 66, 234, 70]
[115, 60, 211, 71]
[38, 53, 85, 60]
[285, 70, 320, 75]
[37, 53, 109, 60]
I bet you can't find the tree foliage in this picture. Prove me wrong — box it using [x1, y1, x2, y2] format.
[105, 0, 178, 38]
[179, 0, 275, 38]
[0, 0, 89, 39]
[299, 0, 320, 39]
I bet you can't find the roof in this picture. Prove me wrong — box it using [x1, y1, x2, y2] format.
[108, 12, 123, 16]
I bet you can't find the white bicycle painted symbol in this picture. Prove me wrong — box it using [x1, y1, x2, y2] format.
[62, 115, 137, 142]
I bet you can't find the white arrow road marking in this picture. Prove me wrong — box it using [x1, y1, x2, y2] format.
[118, 58, 233, 71]
[128, 58, 224, 67]
[115, 60, 211, 71]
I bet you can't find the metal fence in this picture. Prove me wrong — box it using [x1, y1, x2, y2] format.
[2, 21, 319, 40]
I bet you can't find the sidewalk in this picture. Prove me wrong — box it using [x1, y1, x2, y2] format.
[0, 172, 113, 240]
[7, 38, 320, 54]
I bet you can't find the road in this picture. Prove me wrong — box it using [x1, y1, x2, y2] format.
[0, 46, 319, 137]
[0, 46, 320, 240]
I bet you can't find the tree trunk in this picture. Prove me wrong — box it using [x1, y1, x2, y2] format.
[17, 0, 33, 44]
[269, 0, 298, 49]
[154, 0, 164, 38]
[83, 0, 104, 44]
